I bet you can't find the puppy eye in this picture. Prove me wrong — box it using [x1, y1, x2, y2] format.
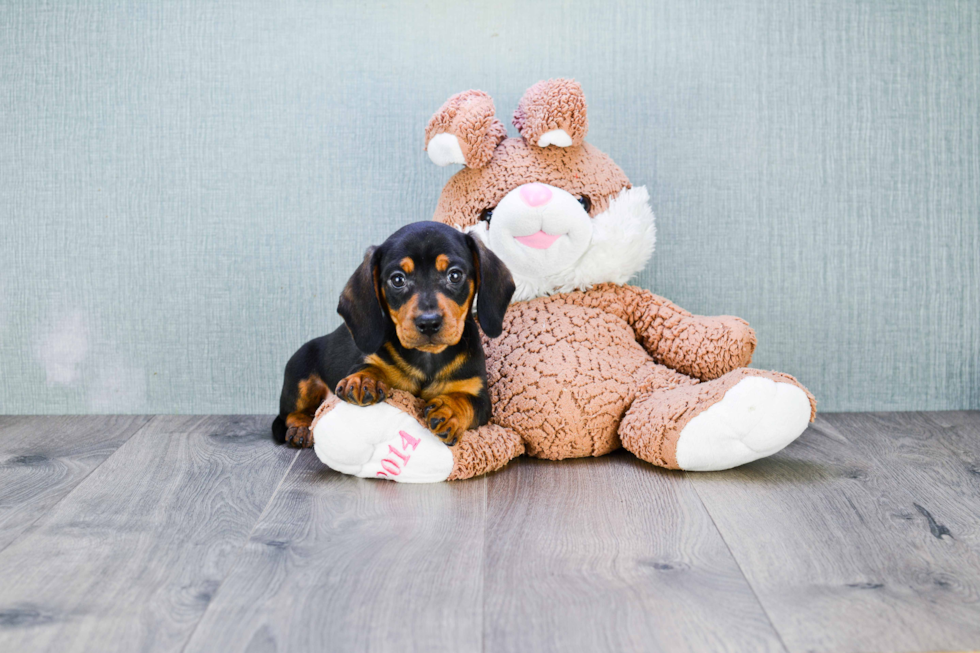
[577, 196, 592, 212]
[448, 269, 464, 284]
[389, 273, 406, 288]
[479, 207, 494, 224]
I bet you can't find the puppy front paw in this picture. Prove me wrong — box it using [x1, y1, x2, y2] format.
[336, 371, 389, 406]
[423, 395, 474, 446]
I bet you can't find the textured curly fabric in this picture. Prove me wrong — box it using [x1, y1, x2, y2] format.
[478, 285, 761, 460]
[447, 423, 525, 480]
[432, 138, 630, 228]
[512, 78, 589, 147]
[619, 368, 817, 469]
[560, 283, 757, 381]
[424, 90, 508, 169]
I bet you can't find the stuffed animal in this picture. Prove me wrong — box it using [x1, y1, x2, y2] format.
[310, 79, 816, 483]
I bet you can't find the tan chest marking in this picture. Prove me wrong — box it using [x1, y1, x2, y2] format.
[364, 344, 427, 394]
[436, 352, 469, 380]
[421, 376, 484, 401]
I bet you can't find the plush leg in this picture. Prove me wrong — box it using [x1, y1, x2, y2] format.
[448, 422, 524, 480]
[310, 390, 523, 483]
[619, 368, 816, 471]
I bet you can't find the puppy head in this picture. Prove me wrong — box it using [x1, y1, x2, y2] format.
[337, 222, 514, 354]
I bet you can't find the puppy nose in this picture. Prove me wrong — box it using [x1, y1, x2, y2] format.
[519, 183, 552, 207]
[415, 313, 443, 335]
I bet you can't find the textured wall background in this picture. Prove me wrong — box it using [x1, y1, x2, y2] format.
[1, 0, 978, 414]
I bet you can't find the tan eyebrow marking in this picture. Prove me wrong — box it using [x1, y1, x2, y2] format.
[435, 254, 450, 272]
[400, 257, 415, 273]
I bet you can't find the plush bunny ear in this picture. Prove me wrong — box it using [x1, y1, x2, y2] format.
[513, 78, 588, 148]
[425, 90, 508, 168]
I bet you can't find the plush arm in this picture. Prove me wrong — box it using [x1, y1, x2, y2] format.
[576, 283, 757, 381]
[310, 390, 524, 482]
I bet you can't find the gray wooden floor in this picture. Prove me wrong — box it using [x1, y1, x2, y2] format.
[1, 413, 979, 653]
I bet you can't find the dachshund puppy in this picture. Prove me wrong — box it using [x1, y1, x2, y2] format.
[272, 222, 515, 448]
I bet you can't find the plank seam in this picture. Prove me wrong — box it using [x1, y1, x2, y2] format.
[689, 476, 792, 653]
[178, 445, 302, 653]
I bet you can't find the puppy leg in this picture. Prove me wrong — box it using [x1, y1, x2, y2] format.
[284, 374, 328, 448]
[336, 366, 391, 406]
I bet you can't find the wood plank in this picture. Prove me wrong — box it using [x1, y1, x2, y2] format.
[0, 415, 296, 653]
[183, 450, 487, 653]
[830, 411, 980, 577]
[919, 410, 980, 488]
[484, 452, 785, 653]
[691, 414, 980, 653]
[0, 415, 151, 552]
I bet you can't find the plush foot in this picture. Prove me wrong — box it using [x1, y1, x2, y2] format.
[311, 400, 454, 483]
[674, 375, 812, 471]
[620, 368, 815, 471]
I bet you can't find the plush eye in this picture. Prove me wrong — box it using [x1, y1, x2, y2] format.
[389, 273, 406, 288]
[479, 207, 494, 223]
[448, 269, 464, 284]
[577, 195, 592, 213]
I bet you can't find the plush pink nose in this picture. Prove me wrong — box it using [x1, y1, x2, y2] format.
[519, 183, 552, 207]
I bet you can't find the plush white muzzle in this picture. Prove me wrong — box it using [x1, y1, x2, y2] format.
[484, 183, 593, 280]
[467, 185, 657, 302]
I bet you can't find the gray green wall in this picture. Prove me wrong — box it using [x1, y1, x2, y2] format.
[1, 0, 978, 414]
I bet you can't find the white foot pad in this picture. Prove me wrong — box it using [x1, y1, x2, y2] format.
[312, 402, 453, 483]
[675, 377, 811, 471]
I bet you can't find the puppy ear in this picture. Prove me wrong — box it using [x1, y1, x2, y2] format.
[337, 246, 387, 354]
[425, 90, 507, 168]
[467, 235, 515, 338]
[513, 78, 588, 148]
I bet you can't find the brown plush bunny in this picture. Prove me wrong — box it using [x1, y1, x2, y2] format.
[310, 79, 815, 483]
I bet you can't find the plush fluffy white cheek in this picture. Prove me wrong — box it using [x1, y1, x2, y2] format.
[486, 184, 593, 278]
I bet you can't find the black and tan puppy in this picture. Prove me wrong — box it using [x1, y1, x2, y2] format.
[272, 222, 515, 448]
